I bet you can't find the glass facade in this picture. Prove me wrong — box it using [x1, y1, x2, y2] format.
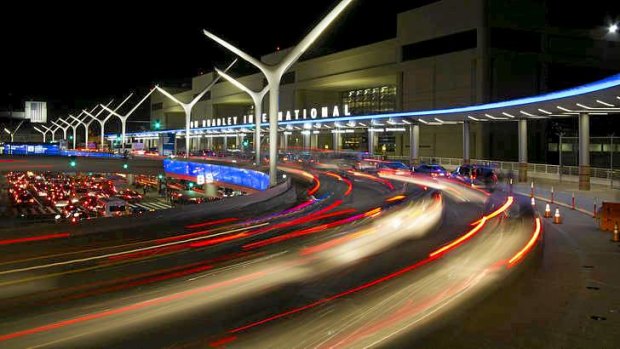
[342, 85, 397, 115]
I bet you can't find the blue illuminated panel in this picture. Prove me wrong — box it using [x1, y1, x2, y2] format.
[163, 159, 269, 191]
[4, 144, 60, 155]
[2, 143, 123, 158]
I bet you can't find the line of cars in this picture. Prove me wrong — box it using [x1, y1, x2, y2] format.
[5, 171, 151, 223]
[319, 156, 499, 189]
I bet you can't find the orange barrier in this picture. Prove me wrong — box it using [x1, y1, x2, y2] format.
[600, 202, 620, 232]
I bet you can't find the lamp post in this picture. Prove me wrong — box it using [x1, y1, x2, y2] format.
[58, 117, 80, 149]
[155, 60, 236, 158]
[51, 119, 70, 141]
[215, 68, 269, 165]
[3, 120, 24, 142]
[39, 124, 58, 142]
[203, 0, 355, 186]
[33, 126, 48, 142]
[84, 94, 132, 150]
[100, 88, 157, 153]
[558, 132, 564, 183]
[69, 103, 111, 150]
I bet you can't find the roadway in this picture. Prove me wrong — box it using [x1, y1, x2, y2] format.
[0, 156, 541, 348]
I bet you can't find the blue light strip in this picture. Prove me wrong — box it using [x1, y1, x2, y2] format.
[163, 159, 269, 191]
[122, 73, 620, 137]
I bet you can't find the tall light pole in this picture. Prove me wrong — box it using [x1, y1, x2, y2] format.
[58, 117, 81, 149]
[215, 68, 269, 165]
[100, 87, 157, 153]
[39, 124, 58, 142]
[70, 103, 111, 150]
[155, 60, 236, 158]
[84, 94, 133, 150]
[3, 120, 24, 142]
[33, 126, 48, 142]
[203, 0, 355, 186]
[558, 132, 564, 183]
[51, 119, 70, 142]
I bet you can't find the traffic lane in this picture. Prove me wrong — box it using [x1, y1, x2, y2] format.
[0, 191, 442, 348]
[0, 167, 390, 271]
[0, 180, 300, 263]
[0, 173, 404, 313]
[226, 205, 538, 349]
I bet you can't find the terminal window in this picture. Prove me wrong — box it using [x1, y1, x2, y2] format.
[342, 85, 397, 115]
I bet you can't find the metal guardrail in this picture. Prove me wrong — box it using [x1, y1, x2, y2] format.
[382, 155, 620, 183]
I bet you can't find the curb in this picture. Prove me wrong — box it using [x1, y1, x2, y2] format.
[514, 191, 593, 217]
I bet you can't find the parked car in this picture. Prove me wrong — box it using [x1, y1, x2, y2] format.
[414, 164, 449, 177]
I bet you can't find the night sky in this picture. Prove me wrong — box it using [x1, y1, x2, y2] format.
[0, 0, 618, 116]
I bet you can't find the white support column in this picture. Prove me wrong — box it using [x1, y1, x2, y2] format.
[579, 112, 590, 190]
[518, 119, 528, 182]
[409, 124, 419, 166]
[155, 61, 235, 158]
[368, 129, 374, 155]
[213, 69, 267, 165]
[204, 0, 354, 186]
[463, 120, 470, 164]
[283, 132, 289, 151]
[303, 132, 311, 150]
[332, 132, 340, 152]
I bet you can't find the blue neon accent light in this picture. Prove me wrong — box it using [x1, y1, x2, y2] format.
[121, 73, 620, 137]
[163, 159, 269, 191]
[2, 143, 124, 158]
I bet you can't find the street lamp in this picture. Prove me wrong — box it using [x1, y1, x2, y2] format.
[70, 102, 112, 150]
[51, 119, 70, 142]
[84, 94, 133, 150]
[215, 68, 269, 165]
[155, 60, 236, 158]
[40, 124, 59, 142]
[58, 116, 81, 149]
[203, 0, 355, 186]
[3, 120, 24, 142]
[100, 87, 157, 153]
[33, 126, 48, 142]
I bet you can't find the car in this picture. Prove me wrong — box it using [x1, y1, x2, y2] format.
[414, 164, 449, 177]
[374, 161, 413, 175]
[130, 205, 151, 214]
[117, 189, 143, 203]
[452, 164, 499, 189]
[13, 191, 37, 206]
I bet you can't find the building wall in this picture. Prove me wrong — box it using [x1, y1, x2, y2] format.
[147, 0, 619, 163]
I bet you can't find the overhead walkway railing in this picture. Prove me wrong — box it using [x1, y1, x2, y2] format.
[384, 155, 619, 186]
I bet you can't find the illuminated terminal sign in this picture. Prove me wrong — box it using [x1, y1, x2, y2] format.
[193, 104, 351, 128]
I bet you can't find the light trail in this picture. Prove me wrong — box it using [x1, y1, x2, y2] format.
[0, 223, 268, 277]
[507, 217, 542, 267]
[0, 233, 70, 246]
[185, 217, 239, 229]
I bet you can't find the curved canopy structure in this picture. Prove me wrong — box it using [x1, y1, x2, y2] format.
[125, 73, 620, 138]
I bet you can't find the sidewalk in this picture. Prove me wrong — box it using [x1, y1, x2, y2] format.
[509, 179, 620, 216]
[415, 194, 620, 349]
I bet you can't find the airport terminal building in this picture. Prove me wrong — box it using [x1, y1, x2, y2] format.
[147, 0, 620, 164]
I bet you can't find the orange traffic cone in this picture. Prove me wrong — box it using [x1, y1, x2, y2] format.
[553, 208, 562, 224]
[544, 204, 552, 218]
[612, 222, 619, 242]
